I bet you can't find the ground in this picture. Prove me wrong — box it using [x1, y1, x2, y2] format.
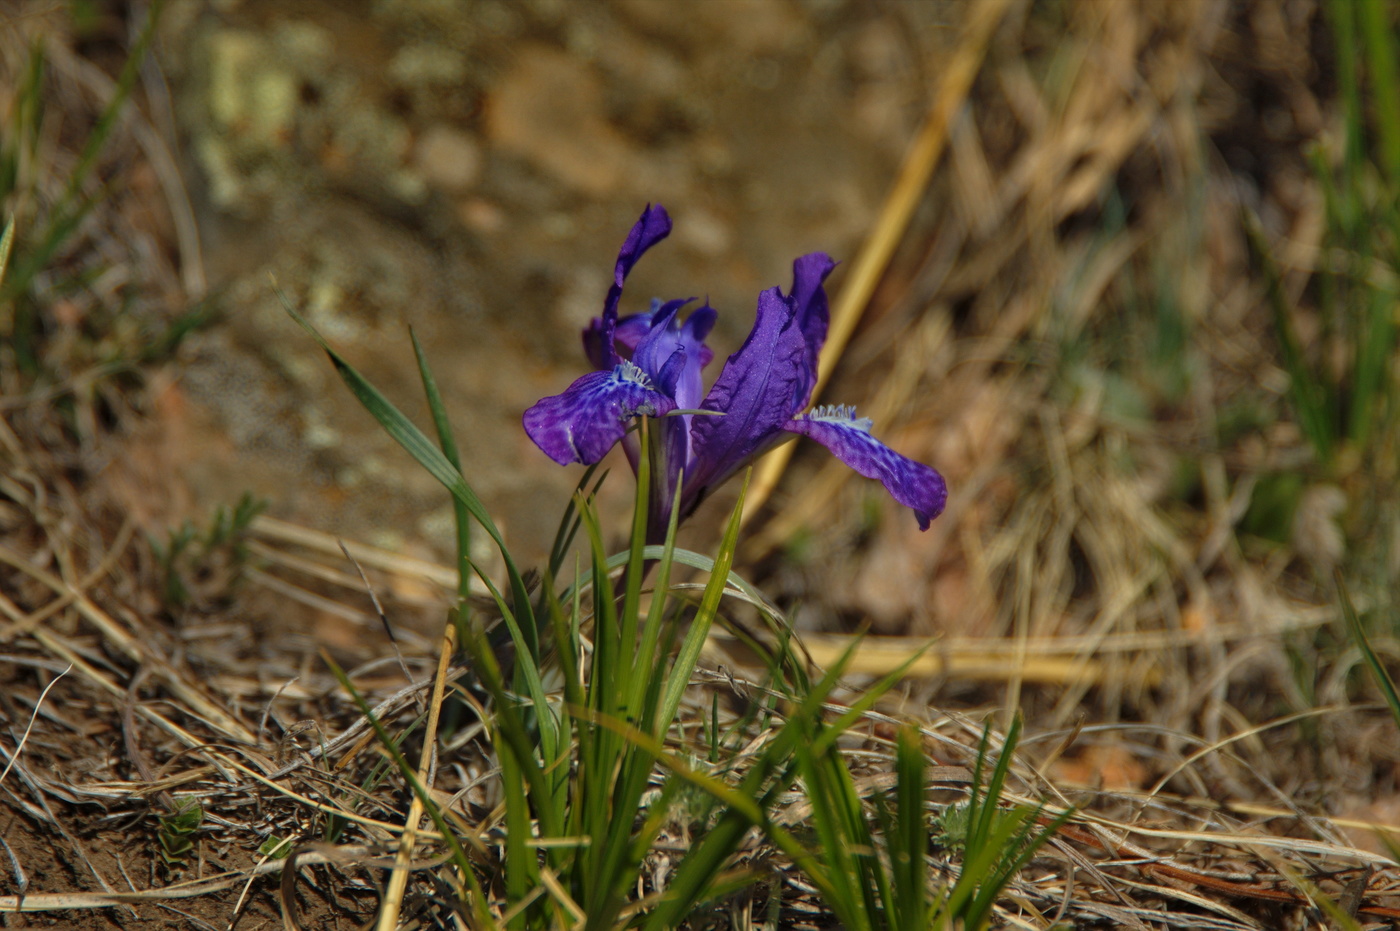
[4, 0, 1400, 928]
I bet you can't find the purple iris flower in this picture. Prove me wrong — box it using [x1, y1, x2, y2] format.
[523, 204, 947, 543]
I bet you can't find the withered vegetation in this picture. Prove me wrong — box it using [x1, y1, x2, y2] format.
[4, 1, 1400, 929]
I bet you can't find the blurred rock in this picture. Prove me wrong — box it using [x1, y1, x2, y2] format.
[414, 124, 483, 193]
[486, 44, 635, 195]
[673, 206, 731, 257]
[1292, 483, 1346, 571]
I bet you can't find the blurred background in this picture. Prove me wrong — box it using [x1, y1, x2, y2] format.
[4, 0, 1398, 744]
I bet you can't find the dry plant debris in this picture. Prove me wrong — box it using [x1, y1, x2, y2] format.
[7, 422, 1400, 928]
[6, 0, 1400, 929]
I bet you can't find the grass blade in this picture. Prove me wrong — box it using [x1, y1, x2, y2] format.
[409, 330, 472, 633]
[0, 216, 14, 293]
[1338, 570, 1400, 730]
[658, 470, 749, 732]
[278, 290, 543, 667]
[892, 726, 929, 931]
[546, 464, 607, 587]
[0, 40, 44, 201]
[1359, 0, 1400, 185]
[1242, 210, 1335, 465]
[320, 652, 493, 928]
[1, 2, 164, 305]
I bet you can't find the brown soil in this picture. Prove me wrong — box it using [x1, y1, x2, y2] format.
[6, 0, 1400, 927]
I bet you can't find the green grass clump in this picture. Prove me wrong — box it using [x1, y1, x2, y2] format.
[1244, 0, 1400, 554]
[283, 296, 1065, 928]
[155, 797, 205, 867]
[149, 492, 266, 610]
[783, 709, 1067, 931]
[1, 6, 159, 372]
[1, 0, 212, 416]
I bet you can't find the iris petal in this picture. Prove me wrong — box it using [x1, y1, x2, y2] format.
[686, 254, 836, 497]
[678, 303, 718, 395]
[597, 205, 672, 366]
[615, 312, 658, 357]
[632, 298, 693, 395]
[790, 252, 835, 403]
[522, 364, 677, 466]
[785, 407, 947, 530]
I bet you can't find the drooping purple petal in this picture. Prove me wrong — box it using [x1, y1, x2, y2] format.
[523, 364, 677, 466]
[597, 205, 672, 366]
[784, 406, 947, 530]
[684, 254, 837, 499]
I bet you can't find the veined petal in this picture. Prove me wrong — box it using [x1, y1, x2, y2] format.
[785, 406, 947, 530]
[523, 363, 677, 466]
[597, 205, 672, 366]
[686, 254, 836, 496]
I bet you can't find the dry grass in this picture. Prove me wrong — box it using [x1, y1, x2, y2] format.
[5, 0, 1400, 928]
[4, 435, 1400, 927]
[6, 453, 1400, 927]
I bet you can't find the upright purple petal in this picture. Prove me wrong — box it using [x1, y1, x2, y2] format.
[523, 364, 677, 466]
[679, 303, 718, 388]
[684, 254, 836, 500]
[630, 300, 720, 541]
[631, 299, 693, 392]
[583, 321, 608, 370]
[785, 406, 947, 530]
[597, 205, 672, 366]
[790, 252, 835, 399]
[685, 288, 803, 493]
[629, 299, 715, 399]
